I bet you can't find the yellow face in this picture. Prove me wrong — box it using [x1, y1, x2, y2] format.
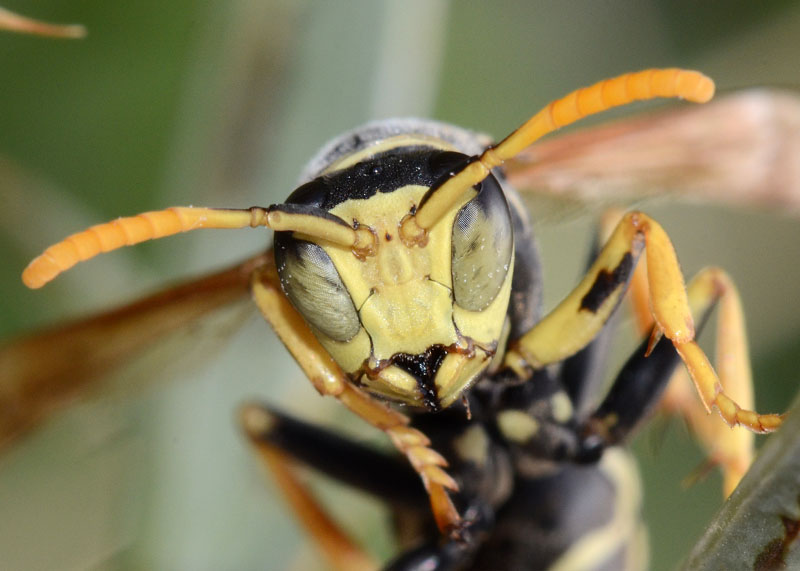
[274, 136, 515, 410]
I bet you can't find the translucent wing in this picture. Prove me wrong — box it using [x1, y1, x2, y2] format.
[505, 90, 800, 219]
[0, 254, 266, 452]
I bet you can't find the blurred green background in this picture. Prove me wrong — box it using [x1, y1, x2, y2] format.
[1, 1, 799, 569]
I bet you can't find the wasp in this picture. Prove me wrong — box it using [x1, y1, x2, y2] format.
[4, 67, 796, 569]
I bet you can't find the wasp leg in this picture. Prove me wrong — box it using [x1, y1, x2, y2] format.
[559, 215, 623, 417]
[240, 404, 495, 570]
[586, 320, 690, 447]
[626, 255, 757, 496]
[503, 211, 644, 376]
[618, 226, 695, 430]
[601, 209, 653, 336]
[621, 241, 699, 453]
[581, 266, 724, 453]
[239, 403, 377, 571]
[240, 402, 425, 506]
[588, 267, 756, 496]
[249, 253, 463, 536]
[663, 269, 756, 496]
[505, 211, 782, 434]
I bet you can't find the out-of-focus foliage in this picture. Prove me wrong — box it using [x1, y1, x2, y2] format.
[683, 391, 800, 569]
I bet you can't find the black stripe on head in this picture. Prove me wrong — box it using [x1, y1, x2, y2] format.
[285, 147, 469, 211]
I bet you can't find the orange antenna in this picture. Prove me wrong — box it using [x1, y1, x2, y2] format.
[405, 68, 714, 238]
[0, 7, 86, 39]
[23, 205, 371, 289]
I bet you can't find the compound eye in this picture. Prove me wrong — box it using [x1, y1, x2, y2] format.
[451, 176, 513, 311]
[274, 236, 361, 342]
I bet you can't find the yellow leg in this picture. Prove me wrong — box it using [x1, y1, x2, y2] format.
[239, 404, 376, 571]
[625, 245, 696, 434]
[621, 233, 756, 497]
[635, 267, 757, 496]
[505, 211, 782, 435]
[505, 211, 645, 372]
[675, 269, 759, 496]
[599, 208, 653, 334]
[248, 252, 462, 535]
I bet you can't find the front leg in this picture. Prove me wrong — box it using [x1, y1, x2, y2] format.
[505, 211, 782, 434]
[249, 252, 462, 536]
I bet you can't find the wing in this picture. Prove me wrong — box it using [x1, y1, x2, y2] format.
[0, 254, 267, 452]
[505, 90, 800, 219]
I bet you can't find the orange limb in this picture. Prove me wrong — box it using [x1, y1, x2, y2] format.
[23, 205, 373, 289]
[240, 404, 376, 571]
[248, 252, 462, 536]
[403, 68, 714, 241]
[507, 211, 782, 436]
[0, 7, 85, 38]
[632, 265, 758, 496]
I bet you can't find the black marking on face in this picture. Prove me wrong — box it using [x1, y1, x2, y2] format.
[580, 252, 634, 313]
[391, 345, 449, 412]
[417, 153, 475, 211]
[285, 148, 469, 211]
